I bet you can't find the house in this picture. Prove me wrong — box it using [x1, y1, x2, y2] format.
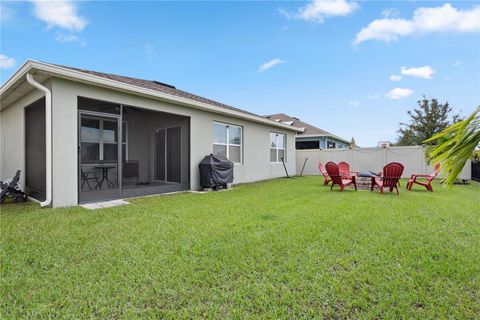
[264, 113, 350, 150]
[0, 60, 301, 207]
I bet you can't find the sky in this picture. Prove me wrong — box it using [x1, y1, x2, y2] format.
[1, 0, 479, 146]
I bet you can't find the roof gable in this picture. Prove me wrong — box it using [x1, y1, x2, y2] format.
[264, 113, 349, 144]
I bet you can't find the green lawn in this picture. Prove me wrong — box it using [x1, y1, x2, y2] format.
[1, 177, 479, 318]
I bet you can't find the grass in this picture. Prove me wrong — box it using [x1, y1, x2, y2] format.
[1, 177, 479, 318]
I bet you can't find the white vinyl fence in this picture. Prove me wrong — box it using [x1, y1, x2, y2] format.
[296, 146, 471, 179]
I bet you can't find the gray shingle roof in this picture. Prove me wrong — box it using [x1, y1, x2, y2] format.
[264, 113, 349, 143]
[54, 64, 261, 118]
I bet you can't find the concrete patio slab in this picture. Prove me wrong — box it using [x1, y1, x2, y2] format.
[81, 199, 129, 210]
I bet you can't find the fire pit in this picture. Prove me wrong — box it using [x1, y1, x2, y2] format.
[355, 172, 380, 190]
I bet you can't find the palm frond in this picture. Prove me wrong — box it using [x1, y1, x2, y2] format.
[426, 106, 480, 187]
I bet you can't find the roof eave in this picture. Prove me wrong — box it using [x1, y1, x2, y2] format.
[0, 60, 35, 96]
[297, 134, 350, 144]
[1, 60, 302, 132]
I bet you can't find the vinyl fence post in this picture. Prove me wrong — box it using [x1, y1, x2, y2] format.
[422, 146, 427, 174]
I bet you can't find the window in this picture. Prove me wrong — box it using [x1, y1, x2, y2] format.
[296, 141, 319, 150]
[81, 118, 101, 162]
[213, 122, 242, 163]
[102, 120, 118, 161]
[80, 118, 127, 163]
[327, 140, 336, 149]
[270, 132, 286, 163]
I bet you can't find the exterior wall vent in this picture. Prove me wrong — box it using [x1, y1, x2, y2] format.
[152, 80, 176, 89]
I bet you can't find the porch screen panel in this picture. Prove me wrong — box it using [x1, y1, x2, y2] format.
[155, 130, 166, 181]
[167, 127, 181, 183]
[80, 118, 100, 163]
[25, 99, 46, 201]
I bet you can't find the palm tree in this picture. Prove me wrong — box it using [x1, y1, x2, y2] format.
[426, 106, 480, 186]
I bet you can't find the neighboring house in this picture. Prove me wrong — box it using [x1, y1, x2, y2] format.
[0, 60, 301, 207]
[264, 113, 350, 150]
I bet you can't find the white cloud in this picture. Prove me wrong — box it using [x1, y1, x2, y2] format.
[280, 0, 358, 23]
[31, 0, 87, 32]
[277, 8, 293, 19]
[401, 65, 435, 79]
[354, 3, 480, 45]
[453, 61, 462, 67]
[368, 94, 380, 100]
[390, 74, 402, 81]
[0, 54, 16, 69]
[349, 100, 360, 107]
[55, 33, 86, 46]
[55, 33, 79, 43]
[258, 58, 285, 73]
[385, 87, 413, 100]
[382, 8, 400, 18]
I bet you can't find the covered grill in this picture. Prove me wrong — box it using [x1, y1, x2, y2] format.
[199, 154, 234, 189]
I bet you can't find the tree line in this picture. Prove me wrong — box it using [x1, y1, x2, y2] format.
[395, 96, 479, 186]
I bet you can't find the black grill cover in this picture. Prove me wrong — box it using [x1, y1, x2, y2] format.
[199, 154, 234, 188]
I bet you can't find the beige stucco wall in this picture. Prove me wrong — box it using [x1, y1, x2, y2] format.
[2, 77, 296, 207]
[0, 82, 50, 191]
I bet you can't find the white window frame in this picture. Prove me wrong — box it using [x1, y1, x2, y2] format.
[212, 121, 243, 164]
[122, 121, 128, 161]
[270, 132, 286, 163]
[81, 117, 128, 161]
[327, 140, 336, 149]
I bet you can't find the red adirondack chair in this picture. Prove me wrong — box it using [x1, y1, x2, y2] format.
[318, 162, 331, 186]
[325, 162, 357, 192]
[407, 163, 441, 192]
[371, 162, 404, 195]
[338, 161, 358, 179]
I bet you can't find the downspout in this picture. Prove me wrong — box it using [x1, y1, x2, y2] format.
[26, 73, 52, 207]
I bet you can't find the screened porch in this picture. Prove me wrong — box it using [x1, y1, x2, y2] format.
[78, 97, 190, 203]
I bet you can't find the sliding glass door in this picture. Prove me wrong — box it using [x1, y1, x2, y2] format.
[154, 127, 182, 183]
[78, 112, 121, 202]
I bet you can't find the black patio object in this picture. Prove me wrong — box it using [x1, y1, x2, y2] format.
[0, 170, 28, 204]
[472, 161, 480, 182]
[81, 169, 100, 191]
[123, 160, 140, 186]
[199, 154, 234, 189]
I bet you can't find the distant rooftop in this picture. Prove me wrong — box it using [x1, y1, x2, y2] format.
[263, 113, 349, 144]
